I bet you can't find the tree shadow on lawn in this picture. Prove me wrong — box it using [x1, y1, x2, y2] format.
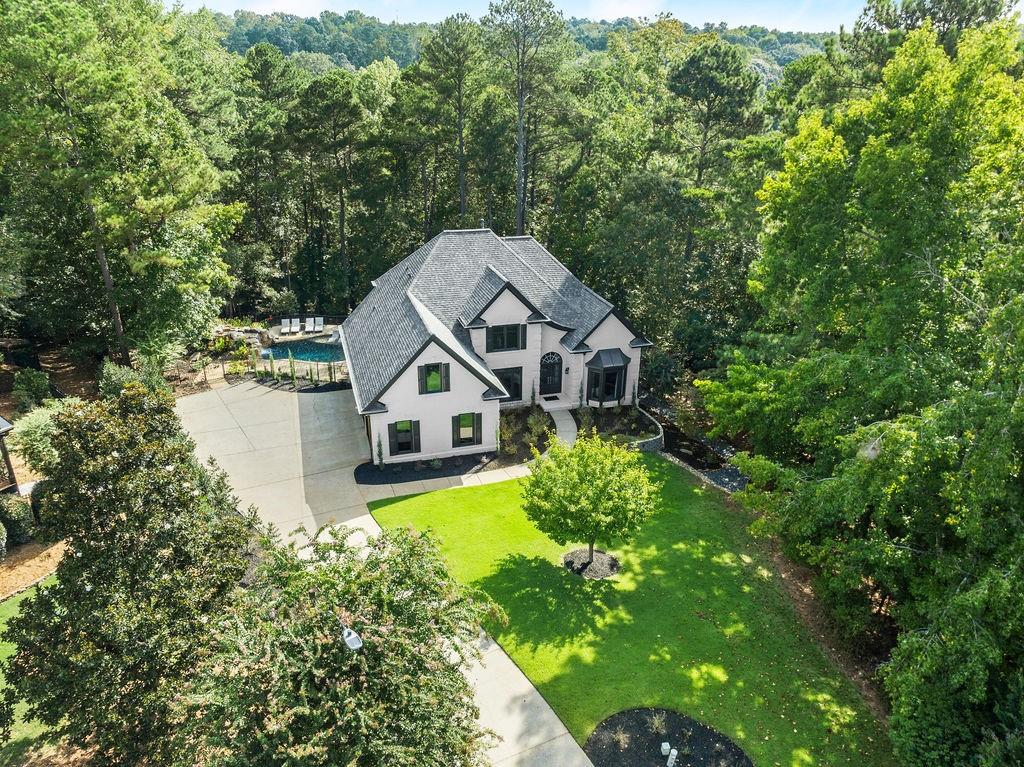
[475, 554, 623, 649]
[472, 460, 892, 766]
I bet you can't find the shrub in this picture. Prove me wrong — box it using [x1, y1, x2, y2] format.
[501, 422, 519, 457]
[29, 479, 51, 526]
[98, 359, 141, 398]
[9, 398, 83, 476]
[0, 495, 34, 546]
[12, 369, 51, 413]
[208, 335, 243, 357]
[577, 406, 594, 434]
[525, 407, 548, 448]
[268, 289, 299, 317]
[0, 519, 7, 559]
[98, 358, 168, 398]
[169, 528, 496, 766]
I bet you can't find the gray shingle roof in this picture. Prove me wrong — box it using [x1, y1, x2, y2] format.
[341, 229, 618, 413]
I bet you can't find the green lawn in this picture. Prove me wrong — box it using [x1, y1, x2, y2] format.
[0, 579, 55, 767]
[372, 455, 895, 767]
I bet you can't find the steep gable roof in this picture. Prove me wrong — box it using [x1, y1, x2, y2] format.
[341, 229, 620, 413]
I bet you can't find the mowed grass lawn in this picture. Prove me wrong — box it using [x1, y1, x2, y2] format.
[0, 579, 55, 767]
[372, 455, 895, 767]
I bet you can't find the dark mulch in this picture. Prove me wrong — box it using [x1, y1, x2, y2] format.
[703, 466, 749, 493]
[574, 405, 658, 442]
[585, 708, 753, 767]
[563, 548, 620, 579]
[354, 451, 499, 485]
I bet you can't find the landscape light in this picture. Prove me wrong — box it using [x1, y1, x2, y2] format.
[342, 626, 363, 651]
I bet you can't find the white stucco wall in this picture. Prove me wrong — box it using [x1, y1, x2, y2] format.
[579, 313, 642, 408]
[473, 289, 543, 407]
[368, 340, 499, 463]
[467, 291, 642, 409]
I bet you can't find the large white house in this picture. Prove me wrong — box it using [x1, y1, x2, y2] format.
[340, 229, 651, 464]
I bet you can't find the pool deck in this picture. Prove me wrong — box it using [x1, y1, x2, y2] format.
[268, 324, 340, 343]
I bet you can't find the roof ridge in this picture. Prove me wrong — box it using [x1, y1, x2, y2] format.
[406, 290, 502, 389]
[491, 232, 568, 300]
[497, 234, 613, 310]
[379, 234, 440, 289]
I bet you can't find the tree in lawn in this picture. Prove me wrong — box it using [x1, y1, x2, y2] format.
[522, 431, 658, 567]
[0, 384, 256, 766]
[170, 527, 499, 767]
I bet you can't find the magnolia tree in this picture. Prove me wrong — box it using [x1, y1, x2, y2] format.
[0, 385, 256, 766]
[522, 431, 659, 563]
[170, 527, 500, 767]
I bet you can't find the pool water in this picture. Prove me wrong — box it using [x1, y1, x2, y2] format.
[261, 339, 345, 363]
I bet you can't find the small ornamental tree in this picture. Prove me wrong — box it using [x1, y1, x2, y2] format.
[522, 431, 659, 563]
[170, 527, 499, 767]
[0, 384, 256, 766]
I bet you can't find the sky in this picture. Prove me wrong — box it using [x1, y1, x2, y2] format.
[173, 0, 869, 33]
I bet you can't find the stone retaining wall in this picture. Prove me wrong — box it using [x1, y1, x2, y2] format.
[633, 406, 664, 452]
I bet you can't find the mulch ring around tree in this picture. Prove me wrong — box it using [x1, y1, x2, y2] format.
[585, 708, 753, 767]
[563, 548, 620, 579]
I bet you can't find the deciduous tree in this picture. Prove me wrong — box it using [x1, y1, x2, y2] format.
[522, 431, 658, 564]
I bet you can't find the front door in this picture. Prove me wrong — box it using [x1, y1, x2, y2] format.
[539, 352, 562, 396]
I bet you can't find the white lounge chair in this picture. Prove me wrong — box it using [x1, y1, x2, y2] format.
[303, 317, 314, 334]
[290, 318, 301, 334]
[314, 316, 324, 332]
[279, 319, 291, 335]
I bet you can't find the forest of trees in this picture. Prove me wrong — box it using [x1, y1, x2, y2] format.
[216, 9, 830, 77]
[2, 0, 1024, 763]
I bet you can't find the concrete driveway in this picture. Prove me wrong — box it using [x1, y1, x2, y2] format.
[175, 380, 592, 767]
[176, 379, 373, 540]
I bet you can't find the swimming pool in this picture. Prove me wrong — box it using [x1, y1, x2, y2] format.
[261, 339, 345, 363]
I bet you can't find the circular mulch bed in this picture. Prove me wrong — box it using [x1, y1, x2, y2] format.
[563, 548, 620, 579]
[585, 708, 753, 767]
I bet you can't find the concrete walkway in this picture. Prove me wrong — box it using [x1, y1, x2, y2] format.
[175, 381, 592, 767]
[549, 409, 578, 447]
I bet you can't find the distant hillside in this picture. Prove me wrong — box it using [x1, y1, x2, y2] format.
[213, 10, 832, 79]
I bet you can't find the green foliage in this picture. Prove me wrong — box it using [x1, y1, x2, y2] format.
[0, 385, 256, 766]
[98, 358, 167, 399]
[0, 496, 34, 548]
[0, 0, 239, 358]
[704, 23, 1024, 766]
[525, 406, 549, 448]
[9, 399, 83, 477]
[0, 521, 7, 560]
[169, 527, 496, 766]
[372, 457, 895, 767]
[522, 431, 658, 559]
[11, 369, 50, 414]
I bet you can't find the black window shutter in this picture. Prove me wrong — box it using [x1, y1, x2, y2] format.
[452, 415, 459, 447]
[519, 324, 527, 349]
[473, 412, 482, 445]
[417, 365, 426, 394]
[411, 421, 421, 452]
[388, 423, 398, 454]
[442, 363, 450, 391]
[486, 328, 494, 353]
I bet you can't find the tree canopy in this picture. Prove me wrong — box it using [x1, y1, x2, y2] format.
[170, 527, 498, 767]
[0, 385, 256, 765]
[522, 431, 659, 563]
